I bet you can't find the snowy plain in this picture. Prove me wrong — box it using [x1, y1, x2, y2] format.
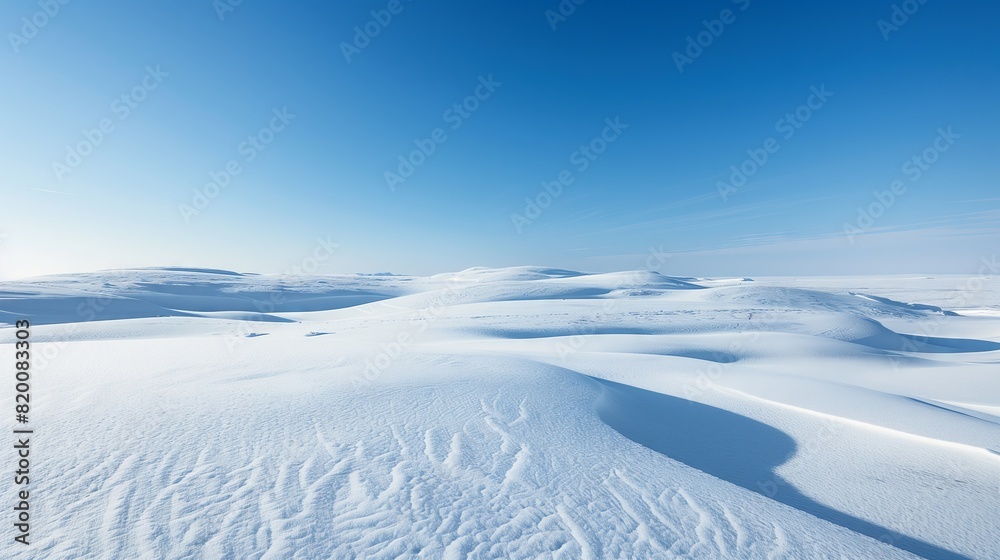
[1, 267, 998, 559]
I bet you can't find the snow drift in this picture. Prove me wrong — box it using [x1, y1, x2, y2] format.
[1, 268, 998, 559]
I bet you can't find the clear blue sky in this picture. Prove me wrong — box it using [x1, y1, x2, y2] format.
[1, 1, 997, 279]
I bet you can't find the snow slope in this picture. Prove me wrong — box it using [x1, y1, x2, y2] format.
[1, 267, 998, 559]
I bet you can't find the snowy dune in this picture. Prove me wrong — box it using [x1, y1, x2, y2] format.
[1, 267, 998, 559]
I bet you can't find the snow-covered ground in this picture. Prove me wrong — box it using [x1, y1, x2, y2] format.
[1, 267, 998, 559]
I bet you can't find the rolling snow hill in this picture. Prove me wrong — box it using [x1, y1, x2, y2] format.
[1, 267, 998, 559]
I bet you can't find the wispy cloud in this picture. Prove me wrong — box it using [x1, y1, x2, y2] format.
[27, 188, 71, 195]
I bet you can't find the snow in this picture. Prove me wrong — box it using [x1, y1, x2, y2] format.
[1, 267, 998, 559]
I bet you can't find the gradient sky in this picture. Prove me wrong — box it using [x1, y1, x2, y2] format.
[1, 1, 997, 279]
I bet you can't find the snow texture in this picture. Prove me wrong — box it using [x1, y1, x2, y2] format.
[1, 267, 998, 559]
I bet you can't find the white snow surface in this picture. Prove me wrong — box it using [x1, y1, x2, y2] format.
[1, 267, 999, 559]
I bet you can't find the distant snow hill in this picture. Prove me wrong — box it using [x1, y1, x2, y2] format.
[1, 267, 998, 559]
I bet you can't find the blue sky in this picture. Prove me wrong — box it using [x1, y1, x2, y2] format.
[1, 0, 997, 279]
